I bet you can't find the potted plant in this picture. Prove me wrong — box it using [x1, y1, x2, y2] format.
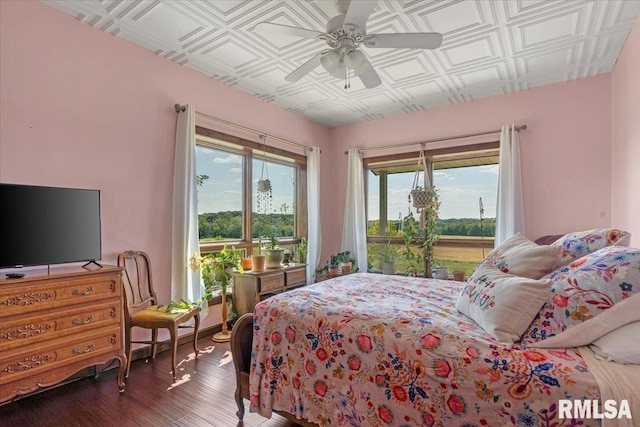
[420, 186, 441, 277]
[190, 245, 243, 342]
[400, 188, 441, 277]
[400, 220, 422, 277]
[264, 235, 285, 268]
[296, 236, 307, 264]
[375, 241, 400, 275]
[314, 251, 358, 281]
[251, 235, 266, 271]
[432, 263, 449, 280]
[331, 251, 357, 274]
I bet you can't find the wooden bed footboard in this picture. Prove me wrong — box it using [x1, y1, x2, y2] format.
[230, 313, 254, 420]
[230, 313, 319, 427]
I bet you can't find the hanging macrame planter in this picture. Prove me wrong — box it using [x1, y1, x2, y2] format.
[257, 134, 272, 214]
[409, 148, 434, 227]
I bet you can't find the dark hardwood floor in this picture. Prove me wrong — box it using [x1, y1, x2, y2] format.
[0, 335, 300, 427]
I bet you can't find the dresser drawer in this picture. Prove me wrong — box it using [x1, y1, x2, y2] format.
[0, 326, 121, 384]
[0, 275, 120, 318]
[0, 300, 121, 351]
[259, 272, 285, 294]
[285, 268, 306, 287]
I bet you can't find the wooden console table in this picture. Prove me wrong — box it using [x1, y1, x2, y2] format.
[232, 264, 307, 316]
[0, 265, 127, 404]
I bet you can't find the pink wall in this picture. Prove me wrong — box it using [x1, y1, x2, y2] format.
[0, 1, 331, 329]
[328, 76, 613, 256]
[611, 16, 640, 247]
[0, 1, 631, 305]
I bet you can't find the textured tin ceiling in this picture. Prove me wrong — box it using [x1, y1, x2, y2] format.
[41, 0, 640, 127]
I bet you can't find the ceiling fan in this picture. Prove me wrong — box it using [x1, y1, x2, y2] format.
[255, 0, 443, 89]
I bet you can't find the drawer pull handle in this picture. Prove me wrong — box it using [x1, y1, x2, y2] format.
[72, 287, 94, 296]
[72, 315, 94, 326]
[73, 344, 95, 354]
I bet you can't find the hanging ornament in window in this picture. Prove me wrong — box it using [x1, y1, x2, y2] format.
[257, 134, 272, 214]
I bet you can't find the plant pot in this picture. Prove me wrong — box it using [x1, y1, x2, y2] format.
[453, 270, 465, 282]
[328, 265, 339, 276]
[251, 254, 265, 272]
[381, 262, 395, 275]
[264, 249, 285, 269]
[433, 267, 449, 280]
[240, 257, 253, 270]
[340, 262, 352, 274]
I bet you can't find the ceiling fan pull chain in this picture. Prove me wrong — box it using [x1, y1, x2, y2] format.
[344, 65, 348, 89]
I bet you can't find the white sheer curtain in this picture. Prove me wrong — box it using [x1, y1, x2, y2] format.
[306, 147, 322, 284]
[495, 124, 525, 246]
[171, 104, 207, 318]
[342, 148, 368, 273]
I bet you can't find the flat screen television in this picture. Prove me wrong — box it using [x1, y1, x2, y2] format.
[0, 183, 101, 268]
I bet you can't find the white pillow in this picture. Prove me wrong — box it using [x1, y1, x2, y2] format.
[590, 322, 640, 364]
[455, 262, 553, 344]
[483, 233, 562, 279]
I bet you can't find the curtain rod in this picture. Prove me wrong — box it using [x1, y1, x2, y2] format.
[174, 104, 312, 152]
[344, 124, 527, 155]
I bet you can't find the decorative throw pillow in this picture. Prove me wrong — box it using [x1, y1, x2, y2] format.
[482, 233, 562, 279]
[521, 246, 640, 345]
[455, 262, 553, 344]
[591, 321, 640, 364]
[552, 228, 631, 266]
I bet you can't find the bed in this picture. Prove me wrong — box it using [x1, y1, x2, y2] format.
[231, 230, 640, 426]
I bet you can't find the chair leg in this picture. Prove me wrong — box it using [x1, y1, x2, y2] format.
[193, 313, 200, 358]
[170, 326, 178, 379]
[151, 328, 158, 359]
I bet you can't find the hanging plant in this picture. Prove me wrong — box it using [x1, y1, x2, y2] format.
[257, 134, 273, 213]
[407, 147, 441, 277]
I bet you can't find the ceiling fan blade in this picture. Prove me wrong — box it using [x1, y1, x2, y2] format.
[255, 22, 322, 40]
[343, 0, 378, 31]
[285, 52, 324, 82]
[357, 60, 382, 89]
[364, 33, 443, 49]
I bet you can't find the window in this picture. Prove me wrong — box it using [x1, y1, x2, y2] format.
[252, 157, 296, 240]
[365, 143, 498, 276]
[196, 146, 245, 242]
[195, 127, 306, 257]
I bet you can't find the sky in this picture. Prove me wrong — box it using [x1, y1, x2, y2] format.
[196, 145, 497, 220]
[367, 165, 498, 220]
[196, 146, 295, 215]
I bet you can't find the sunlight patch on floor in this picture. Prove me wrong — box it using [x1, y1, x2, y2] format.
[167, 344, 221, 389]
[167, 373, 191, 390]
[219, 350, 233, 367]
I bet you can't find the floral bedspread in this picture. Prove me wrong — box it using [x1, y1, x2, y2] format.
[249, 273, 600, 426]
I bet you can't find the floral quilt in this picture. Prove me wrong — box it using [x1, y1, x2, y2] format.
[249, 273, 600, 426]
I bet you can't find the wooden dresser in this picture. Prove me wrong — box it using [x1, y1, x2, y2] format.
[0, 265, 126, 404]
[232, 264, 307, 316]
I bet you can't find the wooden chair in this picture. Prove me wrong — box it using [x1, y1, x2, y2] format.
[117, 250, 200, 379]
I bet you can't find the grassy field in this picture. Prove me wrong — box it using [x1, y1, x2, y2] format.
[369, 240, 489, 277]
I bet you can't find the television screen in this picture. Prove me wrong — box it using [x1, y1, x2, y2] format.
[0, 184, 101, 268]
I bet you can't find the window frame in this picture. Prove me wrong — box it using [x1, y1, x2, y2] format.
[364, 141, 499, 274]
[195, 126, 307, 257]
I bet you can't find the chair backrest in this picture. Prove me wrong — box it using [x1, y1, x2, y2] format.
[117, 251, 158, 313]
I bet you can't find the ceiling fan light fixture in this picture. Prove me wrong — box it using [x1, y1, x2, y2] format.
[320, 50, 341, 72]
[353, 57, 370, 76]
[329, 61, 347, 78]
[344, 50, 364, 68]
